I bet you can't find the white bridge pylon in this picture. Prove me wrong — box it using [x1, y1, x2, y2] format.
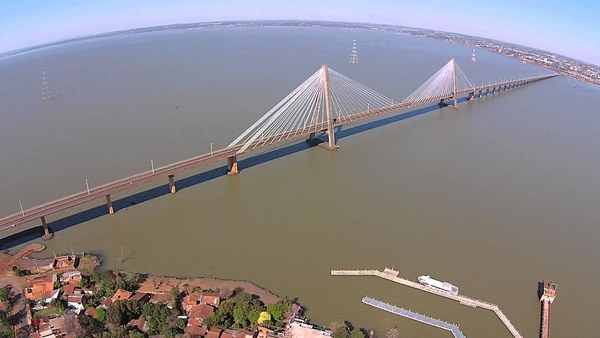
[228, 65, 394, 155]
[403, 58, 473, 108]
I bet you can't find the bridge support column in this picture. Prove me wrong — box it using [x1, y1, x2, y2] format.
[41, 216, 53, 240]
[168, 175, 176, 193]
[468, 92, 475, 101]
[106, 194, 114, 214]
[227, 156, 239, 176]
[478, 90, 482, 98]
[320, 64, 338, 150]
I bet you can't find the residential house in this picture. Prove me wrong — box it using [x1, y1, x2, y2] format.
[25, 274, 59, 304]
[62, 284, 78, 297]
[149, 292, 171, 304]
[53, 255, 76, 270]
[111, 289, 133, 302]
[187, 304, 215, 327]
[61, 271, 82, 284]
[128, 317, 148, 332]
[130, 291, 150, 302]
[201, 292, 221, 306]
[206, 327, 223, 338]
[184, 324, 208, 337]
[257, 326, 275, 338]
[67, 293, 85, 314]
[84, 306, 97, 318]
[182, 293, 201, 312]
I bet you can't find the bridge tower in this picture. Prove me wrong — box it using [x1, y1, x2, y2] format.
[452, 58, 458, 109]
[321, 64, 337, 150]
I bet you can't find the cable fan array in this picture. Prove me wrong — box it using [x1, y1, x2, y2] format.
[402, 59, 473, 105]
[229, 66, 393, 154]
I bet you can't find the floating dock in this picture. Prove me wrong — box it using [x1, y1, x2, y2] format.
[362, 296, 465, 338]
[331, 267, 523, 338]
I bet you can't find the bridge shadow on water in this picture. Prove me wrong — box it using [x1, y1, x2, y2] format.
[0, 101, 452, 250]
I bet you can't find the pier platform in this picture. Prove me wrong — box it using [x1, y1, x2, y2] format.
[331, 267, 523, 338]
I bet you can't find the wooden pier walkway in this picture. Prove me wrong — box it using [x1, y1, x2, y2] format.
[539, 280, 557, 338]
[331, 268, 523, 338]
[362, 296, 466, 338]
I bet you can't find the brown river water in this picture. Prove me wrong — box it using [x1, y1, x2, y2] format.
[1, 27, 599, 337]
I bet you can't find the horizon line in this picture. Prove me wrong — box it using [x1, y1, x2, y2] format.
[1, 19, 597, 68]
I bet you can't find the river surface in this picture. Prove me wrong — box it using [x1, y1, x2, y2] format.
[1, 27, 599, 337]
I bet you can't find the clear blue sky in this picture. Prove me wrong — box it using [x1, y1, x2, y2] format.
[1, 0, 598, 65]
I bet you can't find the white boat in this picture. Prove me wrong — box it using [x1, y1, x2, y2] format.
[418, 275, 459, 295]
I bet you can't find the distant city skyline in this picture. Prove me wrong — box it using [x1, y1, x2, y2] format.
[1, 0, 598, 65]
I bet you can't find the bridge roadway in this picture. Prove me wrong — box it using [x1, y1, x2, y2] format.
[362, 296, 466, 338]
[332, 268, 524, 338]
[0, 73, 556, 232]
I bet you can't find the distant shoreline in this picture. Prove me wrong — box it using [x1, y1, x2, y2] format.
[1, 20, 598, 87]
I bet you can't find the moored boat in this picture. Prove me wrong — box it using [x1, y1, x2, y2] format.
[418, 275, 459, 295]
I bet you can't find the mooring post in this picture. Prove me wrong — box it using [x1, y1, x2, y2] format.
[168, 175, 176, 193]
[106, 194, 114, 214]
[320, 64, 338, 149]
[227, 155, 239, 176]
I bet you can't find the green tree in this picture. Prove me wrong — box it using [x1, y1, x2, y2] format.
[106, 300, 128, 326]
[79, 276, 92, 289]
[330, 321, 350, 338]
[267, 303, 284, 322]
[0, 289, 9, 303]
[0, 310, 12, 337]
[128, 331, 146, 338]
[248, 308, 261, 324]
[233, 306, 248, 327]
[96, 307, 106, 323]
[51, 298, 67, 312]
[350, 329, 366, 338]
[169, 287, 181, 312]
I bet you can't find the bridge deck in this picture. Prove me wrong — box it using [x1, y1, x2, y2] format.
[362, 296, 465, 338]
[332, 268, 523, 338]
[0, 73, 556, 232]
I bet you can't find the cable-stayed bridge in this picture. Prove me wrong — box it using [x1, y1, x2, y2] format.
[0, 59, 557, 238]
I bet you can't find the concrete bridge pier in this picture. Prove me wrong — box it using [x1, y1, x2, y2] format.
[468, 92, 475, 101]
[40, 216, 53, 240]
[478, 89, 483, 98]
[168, 175, 176, 193]
[106, 194, 114, 214]
[227, 155, 239, 176]
[319, 64, 339, 150]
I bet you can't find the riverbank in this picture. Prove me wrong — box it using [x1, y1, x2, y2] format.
[136, 274, 280, 305]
